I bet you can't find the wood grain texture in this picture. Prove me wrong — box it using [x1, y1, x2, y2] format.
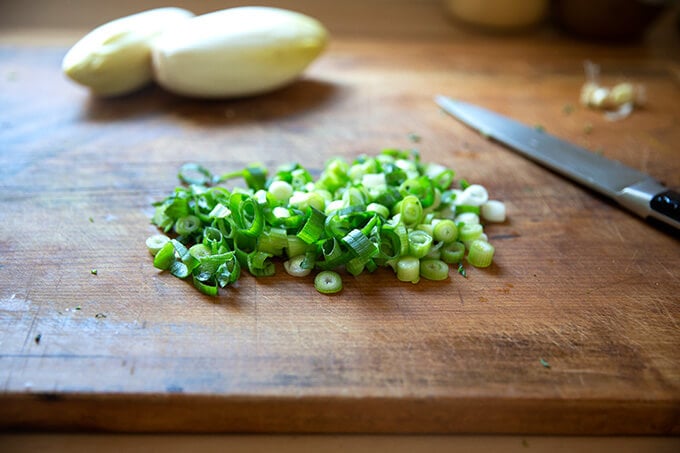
[0, 25, 679, 434]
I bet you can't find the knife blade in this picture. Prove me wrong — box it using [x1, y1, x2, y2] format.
[435, 95, 680, 231]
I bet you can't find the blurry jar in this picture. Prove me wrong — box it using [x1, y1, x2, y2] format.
[552, 0, 673, 41]
[443, 0, 550, 31]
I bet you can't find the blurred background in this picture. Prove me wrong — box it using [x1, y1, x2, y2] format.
[1, 0, 678, 42]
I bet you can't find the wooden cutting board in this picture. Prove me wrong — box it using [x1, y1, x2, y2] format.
[0, 32, 679, 434]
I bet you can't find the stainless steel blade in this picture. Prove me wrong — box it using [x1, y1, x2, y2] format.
[435, 95, 650, 198]
[435, 95, 680, 231]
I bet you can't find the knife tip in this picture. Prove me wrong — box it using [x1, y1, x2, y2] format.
[434, 94, 457, 108]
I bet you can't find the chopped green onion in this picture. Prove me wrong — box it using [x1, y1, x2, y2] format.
[242, 164, 268, 191]
[316, 237, 352, 270]
[459, 223, 484, 243]
[366, 202, 390, 219]
[346, 257, 365, 276]
[432, 219, 457, 243]
[467, 239, 495, 268]
[408, 230, 433, 259]
[396, 256, 420, 284]
[174, 215, 201, 236]
[258, 227, 289, 256]
[398, 195, 423, 227]
[247, 251, 276, 277]
[229, 193, 264, 237]
[456, 184, 488, 206]
[424, 241, 443, 260]
[481, 200, 506, 223]
[169, 261, 189, 278]
[268, 180, 293, 202]
[208, 203, 231, 219]
[192, 275, 218, 296]
[153, 241, 176, 270]
[286, 235, 315, 258]
[284, 255, 312, 277]
[419, 259, 449, 281]
[455, 212, 480, 226]
[415, 223, 434, 236]
[164, 197, 190, 220]
[429, 167, 454, 191]
[314, 271, 343, 294]
[400, 177, 435, 207]
[146, 234, 170, 256]
[455, 205, 480, 215]
[178, 163, 212, 185]
[440, 241, 466, 264]
[189, 243, 211, 260]
[343, 229, 378, 263]
[297, 208, 326, 244]
[149, 150, 504, 296]
[457, 262, 467, 278]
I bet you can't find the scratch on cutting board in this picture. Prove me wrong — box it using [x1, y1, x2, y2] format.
[456, 287, 465, 306]
[651, 298, 678, 330]
[584, 276, 632, 296]
[544, 325, 579, 352]
[623, 249, 639, 274]
[609, 221, 625, 243]
[3, 288, 38, 391]
[658, 261, 680, 283]
[19, 289, 40, 352]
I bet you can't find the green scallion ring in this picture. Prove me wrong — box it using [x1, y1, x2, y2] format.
[407, 230, 433, 259]
[433, 219, 458, 243]
[419, 259, 449, 281]
[284, 255, 312, 277]
[314, 270, 343, 294]
[146, 234, 170, 256]
[440, 241, 466, 264]
[174, 215, 202, 236]
[396, 256, 420, 284]
[458, 223, 483, 242]
[467, 239, 495, 268]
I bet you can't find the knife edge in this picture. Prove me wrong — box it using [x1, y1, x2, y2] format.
[435, 95, 680, 231]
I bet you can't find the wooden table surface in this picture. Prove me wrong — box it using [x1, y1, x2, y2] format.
[1, 7, 679, 434]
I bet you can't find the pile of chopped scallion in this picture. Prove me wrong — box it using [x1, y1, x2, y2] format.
[147, 149, 506, 296]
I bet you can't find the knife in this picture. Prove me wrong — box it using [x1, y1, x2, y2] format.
[435, 95, 680, 231]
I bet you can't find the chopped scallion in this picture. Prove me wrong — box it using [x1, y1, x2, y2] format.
[396, 256, 420, 284]
[284, 255, 312, 277]
[148, 150, 504, 295]
[467, 239, 495, 268]
[419, 259, 449, 281]
[432, 219, 457, 243]
[314, 270, 343, 294]
[440, 241, 466, 264]
[408, 230, 433, 259]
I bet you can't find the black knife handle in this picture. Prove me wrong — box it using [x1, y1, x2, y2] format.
[650, 190, 680, 223]
[618, 180, 680, 232]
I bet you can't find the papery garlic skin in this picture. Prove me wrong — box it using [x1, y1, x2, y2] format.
[62, 8, 194, 96]
[150, 7, 328, 98]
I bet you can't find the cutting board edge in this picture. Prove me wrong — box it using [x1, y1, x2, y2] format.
[1, 392, 678, 435]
